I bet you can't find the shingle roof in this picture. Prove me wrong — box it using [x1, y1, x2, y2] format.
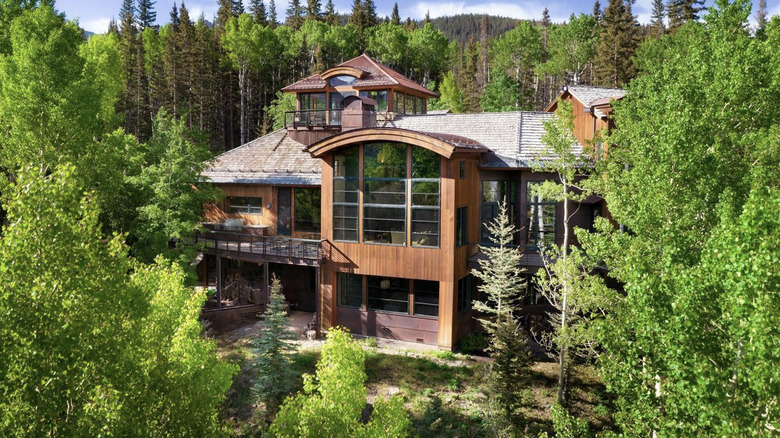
[282, 54, 437, 97]
[383, 111, 567, 168]
[567, 86, 625, 107]
[202, 130, 321, 185]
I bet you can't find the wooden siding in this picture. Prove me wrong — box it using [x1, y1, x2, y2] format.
[205, 183, 320, 239]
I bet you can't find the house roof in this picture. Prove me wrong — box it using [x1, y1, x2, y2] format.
[205, 111, 581, 186]
[545, 85, 625, 118]
[202, 130, 321, 185]
[383, 111, 563, 168]
[282, 54, 438, 98]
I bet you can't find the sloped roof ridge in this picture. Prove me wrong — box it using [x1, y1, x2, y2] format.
[354, 54, 400, 86]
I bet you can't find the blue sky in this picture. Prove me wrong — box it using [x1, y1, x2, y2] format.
[56, 0, 779, 34]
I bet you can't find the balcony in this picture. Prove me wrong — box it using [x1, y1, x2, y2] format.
[196, 229, 324, 267]
[285, 109, 343, 129]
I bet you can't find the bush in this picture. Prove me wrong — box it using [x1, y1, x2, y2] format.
[459, 332, 488, 354]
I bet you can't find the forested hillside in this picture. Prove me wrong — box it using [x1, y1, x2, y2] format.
[101, 0, 701, 151]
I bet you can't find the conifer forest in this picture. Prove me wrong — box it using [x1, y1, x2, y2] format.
[0, 0, 778, 436]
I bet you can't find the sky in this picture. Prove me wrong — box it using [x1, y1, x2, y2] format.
[56, 0, 780, 35]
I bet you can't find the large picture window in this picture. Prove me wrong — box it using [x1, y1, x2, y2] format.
[363, 143, 407, 245]
[359, 90, 388, 112]
[333, 147, 359, 241]
[413, 280, 439, 317]
[481, 180, 517, 244]
[294, 188, 321, 233]
[228, 196, 263, 215]
[338, 273, 363, 308]
[526, 181, 557, 249]
[411, 148, 440, 247]
[367, 276, 409, 313]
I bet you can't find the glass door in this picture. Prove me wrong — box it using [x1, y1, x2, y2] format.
[277, 187, 292, 236]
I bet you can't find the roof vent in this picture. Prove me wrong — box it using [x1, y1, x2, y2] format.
[341, 95, 377, 131]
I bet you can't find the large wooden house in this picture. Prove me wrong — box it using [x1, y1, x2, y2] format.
[198, 55, 624, 350]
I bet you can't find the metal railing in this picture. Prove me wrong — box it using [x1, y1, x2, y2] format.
[285, 109, 343, 129]
[196, 230, 324, 266]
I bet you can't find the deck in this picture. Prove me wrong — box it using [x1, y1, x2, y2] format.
[196, 230, 324, 267]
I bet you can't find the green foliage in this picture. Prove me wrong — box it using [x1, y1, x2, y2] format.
[537, 13, 599, 85]
[488, 21, 543, 110]
[270, 327, 411, 437]
[583, 1, 780, 435]
[593, 0, 639, 87]
[129, 109, 217, 265]
[459, 332, 488, 353]
[252, 275, 297, 416]
[0, 166, 235, 436]
[267, 90, 297, 131]
[480, 71, 521, 112]
[550, 403, 591, 438]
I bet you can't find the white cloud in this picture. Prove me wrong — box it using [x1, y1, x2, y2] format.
[411, 1, 546, 21]
[80, 17, 111, 34]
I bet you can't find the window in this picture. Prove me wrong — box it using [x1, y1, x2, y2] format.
[294, 188, 321, 233]
[395, 92, 405, 113]
[359, 90, 389, 112]
[406, 94, 415, 114]
[481, 180, 517, 244]
[299, 92, 326, 111]
[459, 161, 466, 179]
[328, 75, 356, 87]
[333, 147, 359, 241]
[228, 196, 263, 215]
[413, 280, 439, 317]
[456, 206, 468, 247]
[367, 276, 409, 313]
[338, 273, 363, 308]
[411, 148, 440, 247]
[526, 181, 557, 249]
[363, 143, 407, 245]
[457, 275, 473, 315]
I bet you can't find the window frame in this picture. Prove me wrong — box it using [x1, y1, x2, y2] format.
[228, 196, 263, 215]
[293, 187, 321, 233]
[333, 147, 360, 242]
[456, 206, 468, 247]
[525, 181, 558, 250]
[480, 180, 518, 244]
[337, 273, 363, 308]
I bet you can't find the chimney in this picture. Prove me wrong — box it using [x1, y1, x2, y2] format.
[341, 95, 377, 131]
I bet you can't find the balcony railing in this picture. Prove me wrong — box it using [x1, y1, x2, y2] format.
[285, 109, 343, 129]
[196, 229, 324, 266]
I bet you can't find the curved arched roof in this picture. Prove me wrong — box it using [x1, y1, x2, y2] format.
[306, 128, 486, 159]
[320, 66, 365, 80]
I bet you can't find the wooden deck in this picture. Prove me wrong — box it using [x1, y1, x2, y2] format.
[196, 230, 324, 266]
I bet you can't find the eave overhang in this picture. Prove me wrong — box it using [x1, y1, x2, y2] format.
[306, 127, 486, 159]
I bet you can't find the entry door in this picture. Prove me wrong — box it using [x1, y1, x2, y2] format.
[277, 187, 292, 236]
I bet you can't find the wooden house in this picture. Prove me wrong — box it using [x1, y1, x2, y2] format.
[198, 55, 623, 349]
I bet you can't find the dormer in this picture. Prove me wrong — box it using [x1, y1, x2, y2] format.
[281, 54, 438, 146]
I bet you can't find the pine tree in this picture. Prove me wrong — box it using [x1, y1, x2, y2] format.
[391, 2, 400, 25]
[269, 0, 277, 27]
[593, 0, 639, 87]
[650, 0, 665, 37]
[306, 0, 321, 21]
[108, 17, 119, 35]
[324, 0, 338, 26]
[234, 0, 245, 15]
[286, 0, 304, 29]
[593, 0, 601, 24]
[251, 0, 268, 25]
[349, 0, 366, 34]
[137, 0, 157, 30]
[471, 202, 531, 431]
[251, 275, 296, 417]
[120, 0, 135, 24]
[364, 0, 377, 27]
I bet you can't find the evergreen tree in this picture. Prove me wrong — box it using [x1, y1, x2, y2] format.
[391, 2, 400, 25]
[137, 0, 157, 30]
[251, 0, 268, 25]
[593, 0, 639, 87]
[348, 0, 367, 34]
[269, 0, 277, 27]
[364, 0, 377, 27]
[215, 0, 235, 32]
[593, 0, 601, 23]
[471, 202, 531, 432]
[252, 276, 297, 417]
[120, 0, 135, 24]
[324, 0, 338, 26]
[650, 0, 665, 37]
[306, 0, 321, 21]
[234, 0, 245, 15]
[286, 0, 304, 29]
